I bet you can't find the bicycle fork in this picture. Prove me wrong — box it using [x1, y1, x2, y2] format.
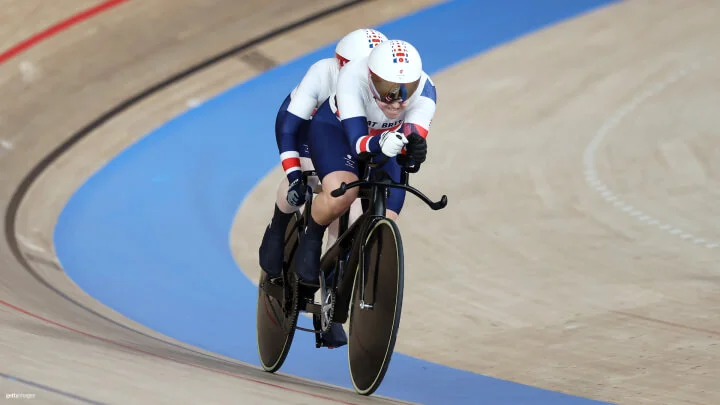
[359, 241, 373, 310]
[359, 185, 386, 311]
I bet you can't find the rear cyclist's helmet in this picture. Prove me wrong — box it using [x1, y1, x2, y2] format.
[335, 28, 387, 68]
[367, 39, 423, 103]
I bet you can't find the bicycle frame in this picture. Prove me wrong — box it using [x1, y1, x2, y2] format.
[296, 154, 447, 322]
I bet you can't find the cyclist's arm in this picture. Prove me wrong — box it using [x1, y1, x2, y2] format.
[402, 76, 437, 139]
[335, 67, 382, 157]
[276, 61, 325, 181]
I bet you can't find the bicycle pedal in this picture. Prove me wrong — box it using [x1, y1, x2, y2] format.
[312, 315, 323, 348]
[297, 282, 320, 300]
[315, 337, 340, 349]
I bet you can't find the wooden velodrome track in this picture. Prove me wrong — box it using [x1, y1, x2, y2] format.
[1, 0, 718, 404]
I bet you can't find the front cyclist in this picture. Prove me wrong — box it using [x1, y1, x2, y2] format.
[259, 28, 387, 278]
[294, 39, 437, 345]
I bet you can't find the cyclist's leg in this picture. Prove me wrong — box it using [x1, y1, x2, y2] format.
[325, 198, 362, 251]
[349, 198, 363, 223]
[259, 98, 311, 277]
[384, 157, 406, 221]
[326, 217, 339, 252]
[295, 100, 359, 283]
[307, 164, 358, 226]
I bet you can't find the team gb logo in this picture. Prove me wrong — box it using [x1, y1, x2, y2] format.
[391, 41, 410, 64]
[366, 29, 384, 49]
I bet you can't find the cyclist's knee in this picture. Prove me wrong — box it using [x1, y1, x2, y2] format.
[321, 171, 358, 215]
[326, 194, 355, 217]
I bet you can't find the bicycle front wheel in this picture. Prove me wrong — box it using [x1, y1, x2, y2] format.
[347, 218, 404, 396]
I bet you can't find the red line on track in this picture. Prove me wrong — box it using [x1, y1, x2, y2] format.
[0, 2, 360, 404]
[0, 0, 131, 64]
[0, 298, 358, 404]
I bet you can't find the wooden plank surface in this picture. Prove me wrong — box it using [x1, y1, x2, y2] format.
[231, 1, 720, 404]
[2, 0, 718, 404]
[0, 0, 443, 403]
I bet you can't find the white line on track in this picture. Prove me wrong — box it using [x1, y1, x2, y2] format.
[583, 58, 719, 249]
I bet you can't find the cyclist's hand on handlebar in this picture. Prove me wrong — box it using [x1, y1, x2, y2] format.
[379, 130, 408, 158]
[286, 177, 309, 207]
[406, 132, 427, 164]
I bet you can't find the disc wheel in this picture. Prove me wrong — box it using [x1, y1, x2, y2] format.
[256, 213, 302, 372]
[347, 218, 404, 396]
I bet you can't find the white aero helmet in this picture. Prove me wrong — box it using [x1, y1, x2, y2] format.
[367, 39, 423, 103]
[335, 28, 387, 67]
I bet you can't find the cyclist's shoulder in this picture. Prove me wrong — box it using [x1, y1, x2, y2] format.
[297, 58, 338, 88]
[306, 57, 339, 74]
[417, 71, 437, 101]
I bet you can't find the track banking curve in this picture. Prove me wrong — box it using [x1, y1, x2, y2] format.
[1, 0, 446, 403]
[4, 0, 373, 366]
[50, 0, 621, 404]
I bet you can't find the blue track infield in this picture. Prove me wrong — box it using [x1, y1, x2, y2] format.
[54, 0, 619, 403]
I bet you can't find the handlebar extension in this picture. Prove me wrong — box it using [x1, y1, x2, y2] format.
[330, 177, 447, 211]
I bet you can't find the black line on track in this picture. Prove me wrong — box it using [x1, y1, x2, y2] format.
[4, 0, 370, 368]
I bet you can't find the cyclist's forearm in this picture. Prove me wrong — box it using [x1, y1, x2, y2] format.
[341, 116, 380, 155]
[275, 112, 306, 181]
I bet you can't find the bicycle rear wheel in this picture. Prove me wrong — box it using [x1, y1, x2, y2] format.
[256, 212, 301, 372]
[347, 218, 404, 396]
